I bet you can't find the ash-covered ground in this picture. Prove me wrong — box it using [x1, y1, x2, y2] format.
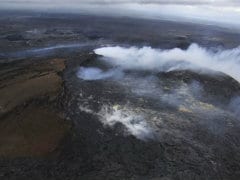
[0, 10, 240, 180]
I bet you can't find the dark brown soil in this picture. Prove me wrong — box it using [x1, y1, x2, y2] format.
[0, 58, 70, 158]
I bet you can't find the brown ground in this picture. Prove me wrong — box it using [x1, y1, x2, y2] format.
[0, 58, 70, 158]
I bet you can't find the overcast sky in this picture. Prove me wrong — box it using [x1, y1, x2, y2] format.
[1, 0, 240, 29]
[1, 0, 240, 5]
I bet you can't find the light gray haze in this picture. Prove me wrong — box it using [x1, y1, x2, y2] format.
[1, 0, 240, 29]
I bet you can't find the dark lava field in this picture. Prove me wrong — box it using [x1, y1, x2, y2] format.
[0, 10, 240, 180]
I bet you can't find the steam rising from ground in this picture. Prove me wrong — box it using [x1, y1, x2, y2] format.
[95, 44, 240, 82]
[77, 67, 123, 80]
[78, 103, 154, 140]
[229, 96, 240, 117]
[99, 105, 154, 140]
[76, 44, 240, 140]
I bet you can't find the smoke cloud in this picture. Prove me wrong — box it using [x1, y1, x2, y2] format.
[94, 44, 240, 83]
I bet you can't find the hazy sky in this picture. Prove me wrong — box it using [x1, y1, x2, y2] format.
[1, 0, 240, 5]
[1, 0, 240, 29]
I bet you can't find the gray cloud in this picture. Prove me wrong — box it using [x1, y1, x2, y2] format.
[1, 0, 240, 6]
[1, 0, 240, 29]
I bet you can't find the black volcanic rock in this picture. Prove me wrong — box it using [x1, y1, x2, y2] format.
[158, 70, 240, 105]
[5, 34, 25, 41]
[0, 12, 240, 180]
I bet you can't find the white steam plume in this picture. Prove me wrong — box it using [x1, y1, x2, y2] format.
[77, 67, 124, 80]
[98, 105, 154, 140]
[94, 44, 240, 83]
[78, 103, 154, 140]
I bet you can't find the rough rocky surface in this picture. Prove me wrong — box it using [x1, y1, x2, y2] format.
[59, 53, 240, 180]
[0, 11, 240, 180]
[0, 58, 70, 158]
